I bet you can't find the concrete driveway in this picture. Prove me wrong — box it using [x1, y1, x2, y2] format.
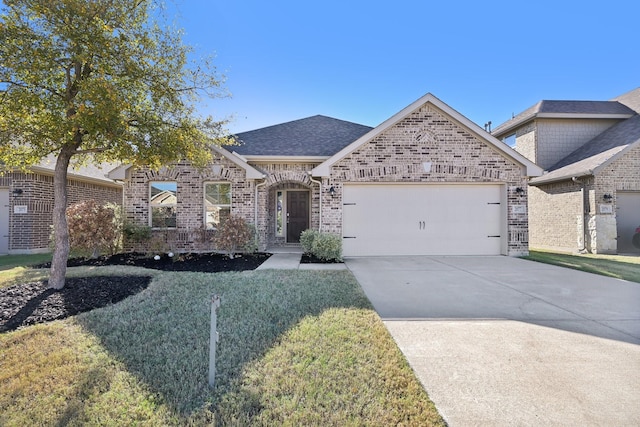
[345, 256, 640, 426]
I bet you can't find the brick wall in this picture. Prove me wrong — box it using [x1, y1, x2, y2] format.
[528, 181, 584, 252]
[124, 158, 256, 252]
[4, 172, 122, 252]
[325, 103, 531, 256]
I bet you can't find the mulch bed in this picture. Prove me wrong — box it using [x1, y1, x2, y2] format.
[2, 252, 273, 333]
[34, 252, 272, 273]
[0, 276, 151, 333]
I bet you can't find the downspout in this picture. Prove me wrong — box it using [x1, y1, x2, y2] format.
[254, 177, 267, 247]
[307, 172, 323, 232]
[572, 176, 588, 253]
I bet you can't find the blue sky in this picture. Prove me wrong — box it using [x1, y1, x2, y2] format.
[171, 0, 639, 134]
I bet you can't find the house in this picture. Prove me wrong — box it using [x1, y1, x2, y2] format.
[492, 88, 640, 254]
[0, 157, 122, 254]
[111, 93, 543, 257]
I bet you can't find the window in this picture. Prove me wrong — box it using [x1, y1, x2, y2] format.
[276, 191, 284, 236]
[205, 182, 231, 230]
[150, 181, 177, 228]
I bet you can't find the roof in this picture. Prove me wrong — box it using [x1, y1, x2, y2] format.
[530, 114, 640, 185]
[612, 87, 640, 114]
[312, 93, 543, 177]
[228, 115, 373, 158]
[492, 100, 636, 137]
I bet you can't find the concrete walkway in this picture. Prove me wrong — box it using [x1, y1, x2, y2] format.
[345, 256, 640, 426]
[256, 252, 347, 270]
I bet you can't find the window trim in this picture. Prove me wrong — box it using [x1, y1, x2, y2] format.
[149, 181, 177, 229]
[204, 181, 232, 230]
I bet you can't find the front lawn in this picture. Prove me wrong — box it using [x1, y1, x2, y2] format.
[0, 267, 445, 426]
[524, 250, 640, 283]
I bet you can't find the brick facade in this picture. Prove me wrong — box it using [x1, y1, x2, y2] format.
[1, 172, 122, 253]
[122, 100, 535, 256]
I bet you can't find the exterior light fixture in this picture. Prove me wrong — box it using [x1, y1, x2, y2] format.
[603, 194, 613, 201]
[11, 189, 23, 197]
[328, 186, 336, 197]
[515, 187, 525, 195]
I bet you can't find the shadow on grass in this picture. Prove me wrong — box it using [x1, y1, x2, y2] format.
[75, 269, 372, 420]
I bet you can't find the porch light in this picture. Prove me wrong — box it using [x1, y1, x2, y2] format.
[328, 186, 336, 197]
[515, 187, 525, 195]
[603, 194, 613, 201]
[11, 189, 23, 197]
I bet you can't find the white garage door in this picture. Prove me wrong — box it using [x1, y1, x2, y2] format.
[616, 191, 640, 254]
[342, 184, 504, 256]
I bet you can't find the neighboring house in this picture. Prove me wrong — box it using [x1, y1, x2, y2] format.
[111, 93, 542, 257]
[493, 88, 640, 254]
[0, 157, 122, 254]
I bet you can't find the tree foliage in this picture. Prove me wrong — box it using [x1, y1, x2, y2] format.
[0, 0, 229, 288]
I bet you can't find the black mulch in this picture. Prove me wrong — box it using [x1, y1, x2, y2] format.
[300, 253, 344, 264]
[2, 252, 273, 333]
[0, 276, 151, 333]
[34, 252, 272, 273]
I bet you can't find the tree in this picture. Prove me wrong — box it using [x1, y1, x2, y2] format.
[0, 0, 229, 289]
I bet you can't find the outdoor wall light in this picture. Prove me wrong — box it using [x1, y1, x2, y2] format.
[328, 186, 336, 197]
[603, 194, 613, 201]
[11, 189, 23, 197]
[515, 187, 525, 195]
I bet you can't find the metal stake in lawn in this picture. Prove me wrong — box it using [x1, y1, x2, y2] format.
[209, 294, 221, 387]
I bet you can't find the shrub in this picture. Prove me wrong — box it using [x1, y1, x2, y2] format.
[311, 232, 342, 261]
[299, 229, 319, 253]
[66, 200, 122, 258]
[214, 215, 255, 258]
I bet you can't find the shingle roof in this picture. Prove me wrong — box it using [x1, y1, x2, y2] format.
[492, 100, 636, 136]
[530, 114, 640, 185]
[227, 115, 373, 157]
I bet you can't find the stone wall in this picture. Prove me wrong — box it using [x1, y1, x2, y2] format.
[325, 103, 531, 256]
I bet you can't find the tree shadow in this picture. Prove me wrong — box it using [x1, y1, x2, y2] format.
[75, 269, 371, 420]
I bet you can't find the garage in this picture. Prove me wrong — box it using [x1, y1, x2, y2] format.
[342, 183, 505, 256]
[616, 191, 640, 254]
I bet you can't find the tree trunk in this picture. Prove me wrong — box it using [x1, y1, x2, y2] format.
[48, 146, 75, 290]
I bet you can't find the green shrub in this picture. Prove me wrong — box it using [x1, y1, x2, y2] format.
[214, 215, 255, 258]
[300, 229, 319, 253]
[311, 232, 342, 261]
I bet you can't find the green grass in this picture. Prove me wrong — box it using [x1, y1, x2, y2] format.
[0, 253, 52, 270]
[523, 250, 640, 283]
[0, 267, 445, 426]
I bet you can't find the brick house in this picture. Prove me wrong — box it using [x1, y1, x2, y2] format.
[0, 157, 122, 254]
[492, 88, 640, 254]
[111, 93, 542, 256]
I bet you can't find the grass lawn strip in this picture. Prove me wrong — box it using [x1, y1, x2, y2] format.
[524, 250, 640, 283]
[1, 268, 445, 426]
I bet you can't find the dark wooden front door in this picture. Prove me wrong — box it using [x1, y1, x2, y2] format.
[287, 191, 309, 243]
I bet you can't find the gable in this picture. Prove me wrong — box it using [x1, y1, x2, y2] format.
[312, 93, 542, 177]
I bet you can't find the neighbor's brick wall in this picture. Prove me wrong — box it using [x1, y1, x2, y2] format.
[3, 172, 121, 252]
[325, 103, 531, 256]
[528, 181, 584, 252]
[124, 158, 255, 252]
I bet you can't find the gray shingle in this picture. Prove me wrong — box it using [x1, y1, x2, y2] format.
[227, 115, 373, 156]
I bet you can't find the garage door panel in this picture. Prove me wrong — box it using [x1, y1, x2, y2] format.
[343, 184, 503, 256]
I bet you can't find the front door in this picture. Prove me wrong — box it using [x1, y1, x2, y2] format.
[287, 191, 309, 243]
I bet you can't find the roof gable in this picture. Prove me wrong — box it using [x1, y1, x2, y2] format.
[530, 115, 640, 185]
[312, 93, 543, 177]
[493, 100, 635, 137]
[228, 115, 373, 158]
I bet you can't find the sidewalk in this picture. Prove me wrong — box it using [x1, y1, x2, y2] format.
[257, 253, 346, 270]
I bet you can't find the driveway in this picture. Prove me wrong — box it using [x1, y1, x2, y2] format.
[345, 256, 640, 426]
